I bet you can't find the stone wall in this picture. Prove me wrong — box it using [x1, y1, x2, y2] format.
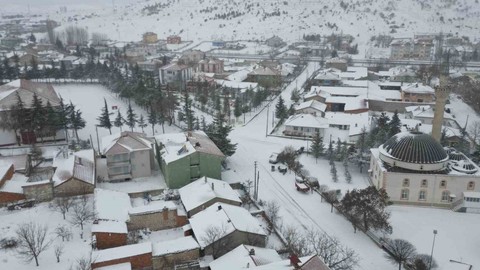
[94, 232, 127, 250]
[22, 181, 53, 202]
[128, 209, 178, 231]
[152, 249, 199, 270]
[369, 99, 434, 113]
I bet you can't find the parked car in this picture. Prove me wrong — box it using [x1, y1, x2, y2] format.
[295, 174, 305, 183]
[269, 153, 279, 164]
[295, 181, 310, 192]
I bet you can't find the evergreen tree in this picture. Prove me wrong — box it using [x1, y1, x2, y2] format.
[29, 33, 36, 43]
[69, 107, 86, 141]
[44, 101, 59, 141]
[275, 96, 287, 122]
[114, 110, 125, 132]
[97, 98, 113, 134]
[57, 98, 72, 142]
[388, 110, 401, 137]
[125, 102, 137, 132]
[376, 112, 390, 130]
[290, 89, 300, 103]
[183, 91, 195, 130]
[30, 93, 45, 143]
[206, 113, 237, 156]
[310, 132, 324, 163]
[0, 92, 27, 145]
[201, 116, 207, 131]
[335, 138, 343, 160]
[59, 61, 67, 79]
[234, 98, 242, 119]
[330, 161, 338, 182]
[223, 94, 231, 122]
[148, 107, 157, 135]
[327, 139, 334, 160]
[138, 114, 147, 133]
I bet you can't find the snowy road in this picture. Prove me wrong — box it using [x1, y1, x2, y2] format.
[223, 62, 393, 269]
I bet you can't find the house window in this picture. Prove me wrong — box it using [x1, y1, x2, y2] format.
[293, 127, 298, 131]
[401, 189, 409, 200]
[441, 190, 450, 202]
[440, 180, 447, 189]
[419, 190, 426, 201]
[421, 179, 428, 188]
[305, 128, 310, 132]
[467, 181, 475, 190]
[403, 179, 410, 187]
[315, 128, 320, 132]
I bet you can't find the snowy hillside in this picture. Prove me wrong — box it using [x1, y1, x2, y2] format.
[5, 0, 480, 51]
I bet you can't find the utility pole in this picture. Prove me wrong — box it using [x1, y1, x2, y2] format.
[95, 125, 101, 153]
[253, 161, 257, 200]
[265, 105, 269, 137]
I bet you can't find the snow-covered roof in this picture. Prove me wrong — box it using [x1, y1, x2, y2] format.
[235, 255, 326, 270]
[95, 262, 132, 270]
[401, 83, 434, 94]
[179, 176, 242, 213]
[309, 86, 366, 98]
[341, 80, 369, 88]
[94, 188, 131, 222]
[295, 100, 327, 113]
[92, 242, 152, 263]
[324, 112, 370, 136]
[209, 244, 282, 270]
[189, 203, 266, 248]
[324, 96, 368, 111]
[406, 105, 454, 120]
[0, 163, 12, 180]
[0, 79, 61, 111]
[152, 236, 199, 256]
[334, 67, 368, 80]
[101, 131, 152, 155]
[227, 68, 252, 82]
[0, 172, 28, 194]
[284, 114, 329, 129]
[52, 149, 95, 186]
[314, 71, 340, 81]
[92, 220, 128, 234]
[156, 131, 224, 164]
[129, 200, 177, 215]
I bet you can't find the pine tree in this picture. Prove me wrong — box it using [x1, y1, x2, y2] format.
[310, 132, 324, 163]
[114, 110, 124, 132]
[148, 107, 157, 135]
[30, 93, 45, 143]
[335, 138, 343, 160]
[206, 113, 237, 156]
[327, 139, 334, 160]
[138, 114, 147, 133]
[275, 96, 287, 121]
[223, 94, 231, 122]
[330, 161, 338, 182]
[69, 107, 86, 142]
[234, 98, 242, 119]
[388, 110, 401, 137]
[58, 97, 72, 142]
[183, 91, 195, 130]
[125, 102, 137, 132]
[97, 98, 113, 134]
[44, 101, 59, 141]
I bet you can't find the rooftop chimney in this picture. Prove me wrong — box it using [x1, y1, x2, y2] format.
[249, 248, 255, 255]
[211, 182, 214, 190]
[217, 204, 222, 211]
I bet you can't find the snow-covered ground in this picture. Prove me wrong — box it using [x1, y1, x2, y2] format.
[54, 84, 181, 150]
[0, 200, 93, 270]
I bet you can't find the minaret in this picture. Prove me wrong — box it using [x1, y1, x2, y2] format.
[432, 76, 450, 142]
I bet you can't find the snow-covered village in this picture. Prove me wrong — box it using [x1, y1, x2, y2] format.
[0, 0, 480, 270]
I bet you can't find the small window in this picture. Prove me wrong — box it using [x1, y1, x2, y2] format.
[440, 180, 447, 189]
[419, 190, 426, 201]
[293, 127, 298, 131]
[403, 179, 410, 187]
[421, 179, 428, 188]
[401, 189, 409, 200]
[441, 191, 450, 202]
[467, 181, 475, 191]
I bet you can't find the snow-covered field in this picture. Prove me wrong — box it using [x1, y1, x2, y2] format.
[54, 84, 181, 150]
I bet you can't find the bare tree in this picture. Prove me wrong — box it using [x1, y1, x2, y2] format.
[69, 200, 95, 239]
[318, 185, 329, 202]
[73, 254, 94, 270]
[383, 238, 417, 270]
[265, 200, 281, 229]
[282, 225, 309, 256]
[54, 224, 72, 242]
[468, 120, 480, 145]
[15, 222, 52, 266]
[54, 244, 64, 263]
[306, 229, 359, 270]
[52, 197, 74, 220]
[200, 224, 232, 259]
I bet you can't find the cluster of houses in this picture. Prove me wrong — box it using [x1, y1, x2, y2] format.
[390, 33, 480, 61]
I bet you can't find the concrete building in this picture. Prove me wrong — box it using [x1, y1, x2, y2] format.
[52, 149, 96, 196]
[158, 62, 193, 87]
[142, 32, 158, 44]
[155, 131, 225, 189]
[92, 220, 128, 250]
[167, 35, 181, 44]
[401, 83, 435, 103]
[198, 58, 224, 73]
[91, 242, 152, 270]
[101, 132, 155, 181]
[283, 114, 329, 138]
[151, 236, 200, 270]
